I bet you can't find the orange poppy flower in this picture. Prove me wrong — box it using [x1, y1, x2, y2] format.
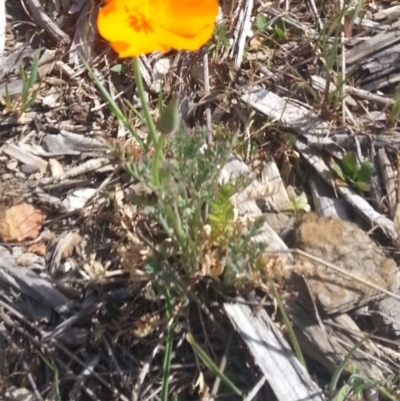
[97, 0, 219, 58]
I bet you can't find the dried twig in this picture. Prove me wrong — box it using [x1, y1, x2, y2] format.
[0, 0, 5, 57]
[203, 51, 213, 144]
[235, 0, 253, 68]
[25, 0, 71, 44]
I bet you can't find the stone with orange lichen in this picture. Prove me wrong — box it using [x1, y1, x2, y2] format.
[0, 202, 45, 243]
[294, 213, 399, 314]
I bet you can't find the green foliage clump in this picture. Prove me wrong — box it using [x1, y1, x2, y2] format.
[123, 128, 266, 284]
[330, 152, 374, 193]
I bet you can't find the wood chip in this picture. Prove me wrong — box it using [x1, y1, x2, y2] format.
[37, 48, 56, 78]
[0, 45, 35, 81]
[25, 0, 71, 44]
[69, 1, 96, 67]
[42, 130, 106, 155]
[220, 153, 293, 264]
[372, 289, 400, 337]
[284, 301, 386, 380]
[241, 85, 342, 152]
[61, 188, 97, 212]
[49, 158, 65, 178]
[3, 143, 48, 173]
[309, 174, 351, 221]
[4, 387, 36, 401]
[296, 141, 400, 243]
[345, 19, 400, 66]
[0, 0, 5, 58]
[0, 246, 70, 314]
[310, 75, 357, 107]
[224, 296, 325, 401]
[49, 231, 81, 276]
[377, 148, 397, 219]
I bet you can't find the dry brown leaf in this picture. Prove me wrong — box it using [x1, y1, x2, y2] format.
[201, 248, 225, 278]
[120, 243, 149, 275]
[0, 203, 45, 242]
[199, 225, 226, 278]
[193, 371, 210, 401]
[250, 36, 262, 49]
[132, 313, 161, 338]
[28, 242, 46, 256]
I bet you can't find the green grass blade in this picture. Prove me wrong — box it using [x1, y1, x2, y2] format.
[349, 374, 398, 401]
[328, 333, 372, 398]
[132, 57, 159, 147]
[28, 50, 40, 89]
[4, 83, 12, 110]
[268, 279, 307, 369]
[186, 333, 244, 397]
[79, 54, 146, 150]
[20, 65, 29, 105]
[123, 98, 146, 125]
[161, 290, 174, 401]
[38, 353, 61, 401]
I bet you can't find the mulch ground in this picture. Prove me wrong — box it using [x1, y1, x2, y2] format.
[2, 0, 400, 400]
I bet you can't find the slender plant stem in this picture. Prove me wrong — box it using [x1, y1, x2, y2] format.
[161, 290, 173, 401]
[132, 57, 158, 147]
[151, 133, 166, 187]
[186, 333, 244, 397]
[266, 279, 307, 369]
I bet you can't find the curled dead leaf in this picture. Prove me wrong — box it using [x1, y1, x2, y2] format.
[201, 248, 225, 278]
[193, 371, 210, 401]
[120, 243, 149, 276]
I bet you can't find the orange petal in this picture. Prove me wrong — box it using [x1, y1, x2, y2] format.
[97, 3, 132, 43]
[155, 22, 216, 51]
[109, 41, 130, 55]
[97, 0, 218, 56]
[158, 0, 218, 43]
[111, 35, 170, 58]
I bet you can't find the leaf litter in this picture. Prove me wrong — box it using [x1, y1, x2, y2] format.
[2, 0, 400, 400]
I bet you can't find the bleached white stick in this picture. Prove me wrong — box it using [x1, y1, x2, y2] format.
[235, 0, 254, 68]
[0, 0, 5, 57]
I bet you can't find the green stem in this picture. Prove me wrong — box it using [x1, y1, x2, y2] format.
[268, 278, 307, 369]
[161, 290, 173, 401]
[186, 333, 244, 397]
[132, 57, 158, 147]
[151, 133, 166, 187]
